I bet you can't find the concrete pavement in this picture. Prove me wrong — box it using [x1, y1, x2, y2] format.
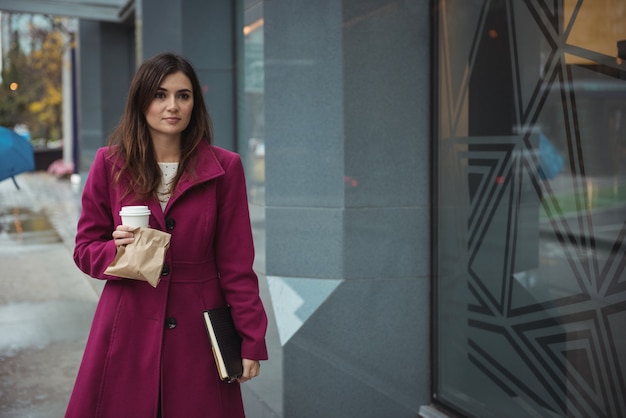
[0, 173, 98, 418]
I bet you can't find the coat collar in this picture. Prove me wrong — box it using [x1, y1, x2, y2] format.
[107, 140, 224, 186]
[162, 141, 224, 216]
[175, 141, 225, 193]
[107, 141, 225, 223]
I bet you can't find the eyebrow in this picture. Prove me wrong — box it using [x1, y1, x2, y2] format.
[156, 87, 192, 93]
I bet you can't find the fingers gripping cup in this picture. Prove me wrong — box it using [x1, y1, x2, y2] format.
[120, 206, 151, 228]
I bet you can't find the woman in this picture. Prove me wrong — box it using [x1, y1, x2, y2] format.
[66, 52, 268, 418]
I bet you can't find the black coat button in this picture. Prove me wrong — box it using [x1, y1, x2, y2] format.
[165, 317, 177, 329]
[161, 264, 170, 276]
[165, 218, 176, 230]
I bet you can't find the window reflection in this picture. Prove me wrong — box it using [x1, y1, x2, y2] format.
[239, 0, 265, 205]
[436, 1, 626, 417]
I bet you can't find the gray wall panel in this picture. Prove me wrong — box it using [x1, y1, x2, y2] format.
[264, 0, 345, 209]
[77, 20, 103, 170]
[283, 278, 430, 417]
[197, 69, 235, 150]
[266, 207, 343, 278]
[344, 206, 430, 279]
[99, 22, 134, 139]
[264, 0, 432, 416]
[77, 20, 132, 171]
[182, 0, 234, 70]
[140, 0, 183, 58]
[343, 0, 426, 209]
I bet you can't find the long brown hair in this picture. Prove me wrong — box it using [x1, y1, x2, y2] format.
[108, 52, 214, 201]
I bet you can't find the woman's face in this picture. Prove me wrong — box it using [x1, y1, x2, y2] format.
[144, 71, 194, 142]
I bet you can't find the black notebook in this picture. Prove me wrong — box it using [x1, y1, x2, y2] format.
[202, 307, 243, 383]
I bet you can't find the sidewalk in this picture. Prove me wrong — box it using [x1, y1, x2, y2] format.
[0, 173, 98, 418]
[0, 171, 281, 418]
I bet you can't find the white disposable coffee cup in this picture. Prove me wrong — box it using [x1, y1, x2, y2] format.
[119, 205, 151, 228]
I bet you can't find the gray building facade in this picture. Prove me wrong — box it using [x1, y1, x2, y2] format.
[0, 0, 432, 416]
[75, 1, 432, 416]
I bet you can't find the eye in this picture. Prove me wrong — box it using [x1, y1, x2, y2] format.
[155, 91, 166, 99]
[178, 93, 191, 100]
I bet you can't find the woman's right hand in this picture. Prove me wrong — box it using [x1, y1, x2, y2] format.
[112, 225, 136, 247]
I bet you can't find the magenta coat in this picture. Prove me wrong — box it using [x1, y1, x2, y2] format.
[66, 142, 268, 418]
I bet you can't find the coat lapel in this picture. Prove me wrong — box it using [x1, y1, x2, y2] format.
[164, 142, 225, 215]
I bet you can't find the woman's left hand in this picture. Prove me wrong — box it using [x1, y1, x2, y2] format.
[237, 358, 260, 383]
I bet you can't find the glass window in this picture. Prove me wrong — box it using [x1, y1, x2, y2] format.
[237, 0, 265, 206]
[435, 1, 626, 417]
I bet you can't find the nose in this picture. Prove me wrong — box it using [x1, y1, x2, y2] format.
[166, 96, 179, 111]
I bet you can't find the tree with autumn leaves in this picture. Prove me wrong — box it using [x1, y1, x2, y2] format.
[0, 14, 68, 146]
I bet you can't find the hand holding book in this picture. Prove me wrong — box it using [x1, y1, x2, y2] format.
[203, 306, 262, 383]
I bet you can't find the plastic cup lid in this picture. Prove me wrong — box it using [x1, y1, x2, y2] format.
[119, 205, 151, 216]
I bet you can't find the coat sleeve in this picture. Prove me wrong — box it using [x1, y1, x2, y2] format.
[73, 148, 120, 280]
[214, 152, 268, 361]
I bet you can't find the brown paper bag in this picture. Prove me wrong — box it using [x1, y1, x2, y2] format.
[104, 227, 171, 288]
